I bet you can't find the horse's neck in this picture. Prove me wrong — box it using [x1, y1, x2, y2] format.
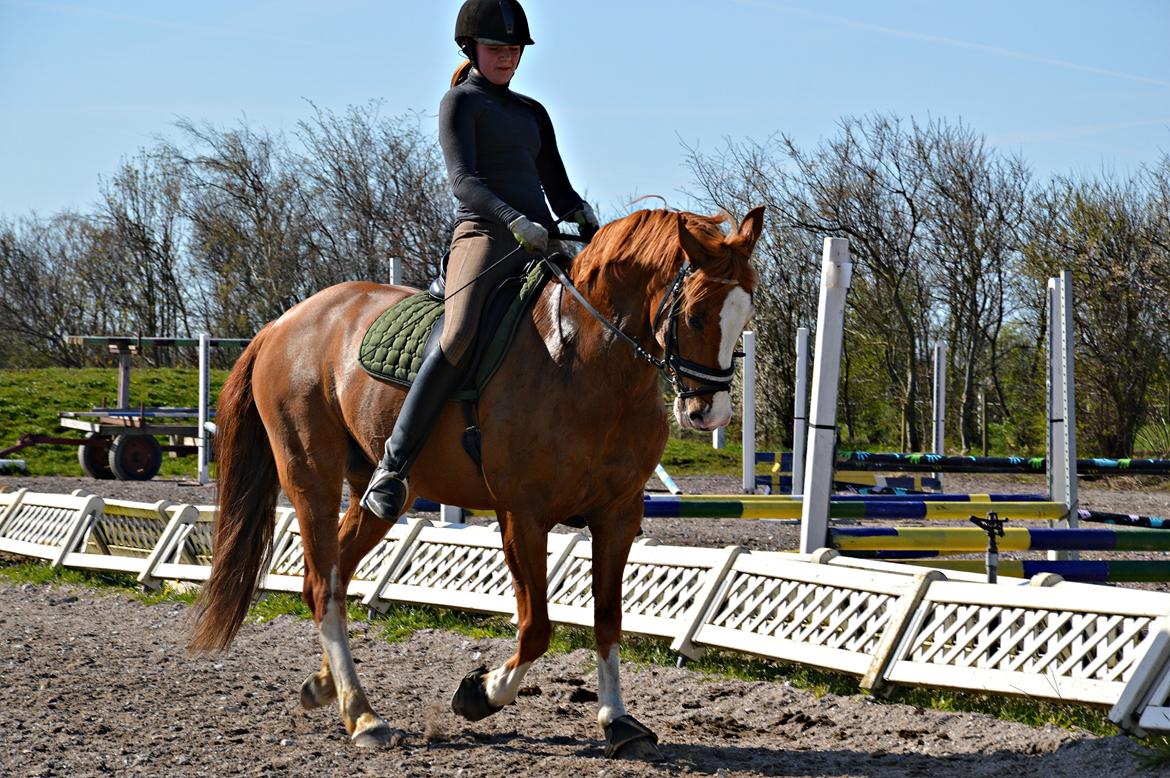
[541, 260, 665, 387]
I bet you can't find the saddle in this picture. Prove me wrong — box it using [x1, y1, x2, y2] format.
[358, 257, 563, 401]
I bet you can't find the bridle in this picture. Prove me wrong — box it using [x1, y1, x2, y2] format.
[542, 254, 744, 400]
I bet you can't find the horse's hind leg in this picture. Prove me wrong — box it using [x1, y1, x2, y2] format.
[451, 512, 550, 720]
[273, 430, 395, 747]
[300, 473, 395, 714]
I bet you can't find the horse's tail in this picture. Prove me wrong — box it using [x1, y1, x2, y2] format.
[189, 330, 279, 652]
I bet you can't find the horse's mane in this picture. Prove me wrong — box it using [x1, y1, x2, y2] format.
[574, 209, 758, 315]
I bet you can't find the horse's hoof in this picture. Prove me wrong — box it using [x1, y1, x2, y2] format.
[450, 665, 504, 722]
[604, 714, 661, 760]
[351, 721, 403, 749]
[299, 673, 337, 710]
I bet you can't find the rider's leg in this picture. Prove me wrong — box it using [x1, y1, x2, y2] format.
[360, 218, 523, 521]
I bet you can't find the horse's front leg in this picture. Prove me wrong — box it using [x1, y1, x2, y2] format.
[590, 508, 661, 760]
[452, 513, 550, 720]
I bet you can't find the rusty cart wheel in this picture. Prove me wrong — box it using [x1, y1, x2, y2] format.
[108, 434, 163, 481]
[77, 433, 115, 479]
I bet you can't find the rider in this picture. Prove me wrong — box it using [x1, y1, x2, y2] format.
[361, 0, 600, 520]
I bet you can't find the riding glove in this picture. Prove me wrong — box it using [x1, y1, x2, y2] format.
[509, 215, 549, 254]
[565, 202, 601, 241]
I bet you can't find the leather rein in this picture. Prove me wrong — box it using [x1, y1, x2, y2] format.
[541, 242, 742, 400]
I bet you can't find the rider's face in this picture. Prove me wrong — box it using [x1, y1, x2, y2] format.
[476, 43, 522, 85]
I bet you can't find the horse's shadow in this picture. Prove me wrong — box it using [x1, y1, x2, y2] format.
[427, 731, 1142, 776]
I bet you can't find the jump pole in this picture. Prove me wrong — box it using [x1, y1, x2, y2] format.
[799, 238, 851, 553]
[791, 327, 810, 496]
[741, 330, 756, 493]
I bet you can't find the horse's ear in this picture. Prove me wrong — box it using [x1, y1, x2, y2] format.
[728, 205, 766, 252]
[677, 213, 710, 264]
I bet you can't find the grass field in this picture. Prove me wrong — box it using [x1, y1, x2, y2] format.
[0, 368, 228, 477]
[1, 367, 745, 478]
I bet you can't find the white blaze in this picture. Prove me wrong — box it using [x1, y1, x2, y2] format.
[675, 287, 752, 430]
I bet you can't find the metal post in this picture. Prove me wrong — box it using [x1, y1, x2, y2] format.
[712, 427, 725, 450]
[390, 257, 404, 286]
[117, 351, 132, 409]
[1060, 271, 1079, 537]
[1047, 278, 1065, 506]
[800, 238, 852, 554]
[932, 341, 947, 487]
[791, 327, 809, 496]
[741, 331, 756, 494]
[197, 333, 211, 485]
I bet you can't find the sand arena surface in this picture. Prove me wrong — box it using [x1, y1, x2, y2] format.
[0, 472, 1165, 776]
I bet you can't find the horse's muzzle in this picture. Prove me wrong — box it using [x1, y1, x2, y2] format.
[674, 393, 732, 431]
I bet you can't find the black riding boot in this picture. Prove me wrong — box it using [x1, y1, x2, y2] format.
[360, 347, 467, 521]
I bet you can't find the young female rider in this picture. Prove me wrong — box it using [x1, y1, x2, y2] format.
[361, 0, 600, 520]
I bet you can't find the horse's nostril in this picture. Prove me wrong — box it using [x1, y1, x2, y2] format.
[689, 409, 705, 422]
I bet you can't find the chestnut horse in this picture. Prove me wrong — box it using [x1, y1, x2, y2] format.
[189, 205, 763, 757]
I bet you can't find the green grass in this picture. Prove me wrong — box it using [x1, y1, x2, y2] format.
[661, 436, 743, 475]
[0, 366, 760, 478]
[0, 367, 228, 477]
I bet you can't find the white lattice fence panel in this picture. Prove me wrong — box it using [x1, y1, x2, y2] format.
[0, 488, 25, 528]
[371, 525, 518, 615]
[546, 542, 737, 639]
[263, 513, 415, 597]
[690, 552, 916, 675]
[0, 492, 100, 567]
[148, 506, 218, 582]
[86, 499, 174, 558]
[885, 579, 1167, 704]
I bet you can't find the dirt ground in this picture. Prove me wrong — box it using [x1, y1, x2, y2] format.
[0, 472, 1166, 776]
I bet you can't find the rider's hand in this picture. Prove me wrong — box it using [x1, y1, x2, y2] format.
[509, 216, 549, 254]
[565, 202, 600, 241]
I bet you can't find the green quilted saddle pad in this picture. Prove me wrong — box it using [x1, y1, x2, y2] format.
[358, 260, 555, 401]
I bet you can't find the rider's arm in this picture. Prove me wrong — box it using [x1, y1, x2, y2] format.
[528, 99, 585, 219]
[439, 89, 526, 228]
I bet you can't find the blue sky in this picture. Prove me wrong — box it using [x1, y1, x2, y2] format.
[1, 0, 1167, 218]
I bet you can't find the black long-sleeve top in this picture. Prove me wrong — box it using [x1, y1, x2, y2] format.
[439, 70, 582, 229]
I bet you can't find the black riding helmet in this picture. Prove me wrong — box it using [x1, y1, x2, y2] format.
[455, 0, 534, 51]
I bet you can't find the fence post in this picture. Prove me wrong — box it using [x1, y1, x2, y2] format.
[198, 333, 211, 485]
[1060, 272, 1079, 535]
[932, 341, 947, 487]
[800, 238, 851, 554]
[741, 331, 756, 494]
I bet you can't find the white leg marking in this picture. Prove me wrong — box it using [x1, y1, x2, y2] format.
[318, 569, 360, 693]
[485, 661, 534, 707]
[596, 645, 627, 728]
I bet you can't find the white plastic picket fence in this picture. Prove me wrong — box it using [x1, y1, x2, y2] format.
[1, 488, 1168, 735]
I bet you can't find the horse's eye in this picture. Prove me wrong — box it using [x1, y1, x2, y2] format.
[686, 314, 705, 331]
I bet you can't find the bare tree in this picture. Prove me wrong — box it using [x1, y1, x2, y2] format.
[920, 121, 1031, 451]
[163, 119, 315, 335]
[91, 150, 194, 361]
[1024, 175, 1169, 456]
[295, 102, 452, 288]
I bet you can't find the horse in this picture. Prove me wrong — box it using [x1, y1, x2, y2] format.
[189, 205, 764, 758]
